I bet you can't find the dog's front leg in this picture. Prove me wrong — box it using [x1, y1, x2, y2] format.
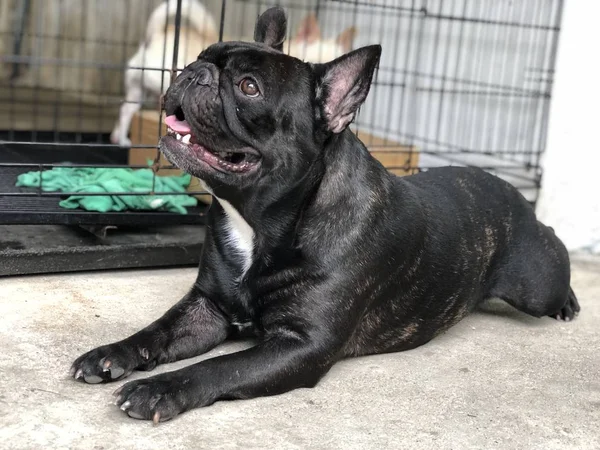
[114, 331, 336, 422]
[71, 289, 229, 384]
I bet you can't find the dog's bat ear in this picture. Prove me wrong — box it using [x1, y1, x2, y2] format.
[336, 27, 358, 52]
[294, 13, 321, 43]
[316, 45, 381, 134]
[254, 6, 287, 51]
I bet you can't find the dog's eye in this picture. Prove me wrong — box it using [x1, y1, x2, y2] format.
[239, 78, 260, 97]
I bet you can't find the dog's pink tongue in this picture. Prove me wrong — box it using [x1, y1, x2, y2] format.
[165, 115, 192, 134]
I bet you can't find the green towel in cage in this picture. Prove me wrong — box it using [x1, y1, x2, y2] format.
[15, 166, 198, 214]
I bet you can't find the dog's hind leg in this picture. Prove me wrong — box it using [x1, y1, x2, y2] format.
[487, 223, 580, 321]
[488, 275, 579, 321]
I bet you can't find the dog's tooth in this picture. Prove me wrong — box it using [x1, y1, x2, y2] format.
[167, 127, 173, 134]
[175, 133, 182, 140]
[181, 134, 191, 144]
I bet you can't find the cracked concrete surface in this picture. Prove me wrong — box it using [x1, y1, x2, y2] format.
[0, 258, 598, 449]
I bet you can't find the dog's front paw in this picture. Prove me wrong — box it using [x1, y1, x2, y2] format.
[113, 373, 195, 423]
[109, 129, 132, 148]
[70, 342, 152, 384]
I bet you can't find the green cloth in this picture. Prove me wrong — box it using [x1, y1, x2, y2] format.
[16, 166, 198, 214]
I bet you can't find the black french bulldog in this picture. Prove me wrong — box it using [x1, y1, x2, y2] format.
[71, 7, 579, 423]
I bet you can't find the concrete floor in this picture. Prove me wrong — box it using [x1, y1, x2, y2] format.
[0, 258, 598, 450]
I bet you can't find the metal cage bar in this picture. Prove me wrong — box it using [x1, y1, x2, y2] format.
[0, 0, 563, 225]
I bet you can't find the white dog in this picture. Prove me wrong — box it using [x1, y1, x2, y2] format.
[111, 0, 357, 147]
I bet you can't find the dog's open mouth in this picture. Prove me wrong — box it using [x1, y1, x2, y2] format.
[163, 113, 260, 173]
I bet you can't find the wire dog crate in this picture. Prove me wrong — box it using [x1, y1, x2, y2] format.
[0, 0, 563, 226]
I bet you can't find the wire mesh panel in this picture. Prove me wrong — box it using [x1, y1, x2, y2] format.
[0, 0, 562, 225]
[321, 0, 562, 202]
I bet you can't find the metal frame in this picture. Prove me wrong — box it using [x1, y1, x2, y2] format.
[0, 0, 563, 225]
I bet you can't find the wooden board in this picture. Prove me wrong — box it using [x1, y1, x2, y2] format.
[355, 130, 419, 176]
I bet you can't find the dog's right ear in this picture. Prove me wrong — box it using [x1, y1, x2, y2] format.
[254, 6, 287, 52]
[316, 45, 381, 134]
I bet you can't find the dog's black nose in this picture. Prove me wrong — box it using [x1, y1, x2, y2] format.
[187, 66, 213, 86]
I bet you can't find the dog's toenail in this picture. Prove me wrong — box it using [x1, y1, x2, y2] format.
[120, 401, 131, 411]
[153, 411, 161, 425]
[75, 369, 83, 380]
[102, 360, 112, 371]
[113, 386, 124, 397]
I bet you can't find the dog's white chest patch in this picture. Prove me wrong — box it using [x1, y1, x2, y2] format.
[216, 198, 255, 276]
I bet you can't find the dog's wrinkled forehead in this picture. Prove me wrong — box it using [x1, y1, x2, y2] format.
[199, 41, 301, 81]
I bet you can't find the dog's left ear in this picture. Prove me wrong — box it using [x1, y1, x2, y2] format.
[316, 45, 381, 134]
[254, 6, 287, 51]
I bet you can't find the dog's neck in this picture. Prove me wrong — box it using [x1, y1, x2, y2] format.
[214, 130, 392, 259]
[313, 131, 378, 208]
[305, 130, 394, 223]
